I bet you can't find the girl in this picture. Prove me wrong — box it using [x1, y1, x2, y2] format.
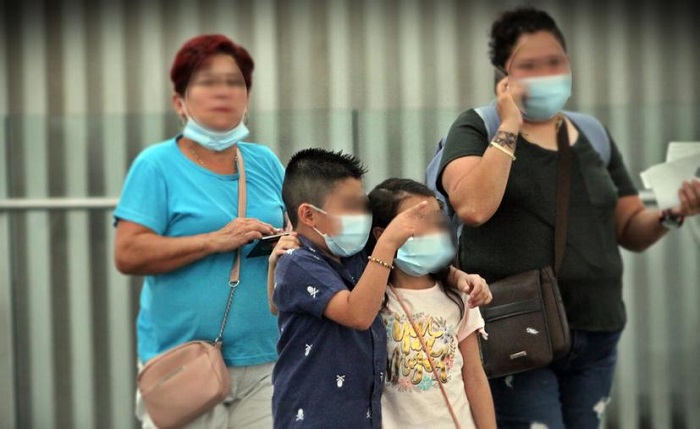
[367, 178, 496, 429]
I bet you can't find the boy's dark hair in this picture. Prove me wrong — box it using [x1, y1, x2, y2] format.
[283, 148, 367, 226]
[489, 6, 567, 70]
[367, 178, 464, 318]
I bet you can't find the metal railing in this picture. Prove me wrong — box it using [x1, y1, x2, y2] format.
[0, 198, 119, 211]
[0, 191, 658, 212]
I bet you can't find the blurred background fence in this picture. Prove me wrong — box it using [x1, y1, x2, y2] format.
[1, 0, 699, 428]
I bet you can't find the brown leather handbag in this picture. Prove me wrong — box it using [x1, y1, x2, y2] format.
[478, 119, 572, 379]
[136, 146, 247, 429]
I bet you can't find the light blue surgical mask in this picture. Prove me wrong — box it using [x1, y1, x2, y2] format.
[310, 205, 372, 258]
[395, 232, 456, 277]
[520, 73, 572, 121]
[181, 104, 250, 152]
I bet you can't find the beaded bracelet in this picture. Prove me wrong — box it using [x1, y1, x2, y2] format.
[368, 256, 394, 270]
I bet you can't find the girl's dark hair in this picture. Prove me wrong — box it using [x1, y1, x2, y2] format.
[488, 6, 567, 70]
[367, 178, 464, 318]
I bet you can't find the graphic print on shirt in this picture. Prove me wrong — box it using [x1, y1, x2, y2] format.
[307, 286, 319, 298]
[385, 311, 457, 392]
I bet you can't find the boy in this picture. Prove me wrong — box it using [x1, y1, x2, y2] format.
[270, 149, 428, 428]
[270, 149, 492, 428]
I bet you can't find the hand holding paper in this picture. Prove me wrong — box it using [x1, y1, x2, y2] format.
[640, 143, 700, 214]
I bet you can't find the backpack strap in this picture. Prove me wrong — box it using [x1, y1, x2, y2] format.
[562, 110, 611, 165]
[473, 104, 611, 166]
[425, 136, 448, 206]
[474, 104, 501, 143]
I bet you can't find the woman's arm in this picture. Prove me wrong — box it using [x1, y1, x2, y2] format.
[460, 333, 497, 429]
[114, 217, 277, 275]
[615, 180, 700, 252]
[442, 78, 523, 226]
[446, 267, 493, 307]
[614, 196, 667, 252]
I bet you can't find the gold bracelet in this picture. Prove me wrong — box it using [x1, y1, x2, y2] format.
[368, 256, 394, 270]
[489, 141, 516, 161]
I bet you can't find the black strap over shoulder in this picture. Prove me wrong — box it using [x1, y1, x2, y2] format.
[554, 118, 572, 276]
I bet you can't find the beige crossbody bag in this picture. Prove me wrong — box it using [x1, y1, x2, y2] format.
[136, 146, 247, 429]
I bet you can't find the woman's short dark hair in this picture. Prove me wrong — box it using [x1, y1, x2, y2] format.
[489, 6, 567, 69]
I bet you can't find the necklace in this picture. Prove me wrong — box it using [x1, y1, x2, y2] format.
[189, 145, 206, 166]
[189, 144, 238, 171]
[520, 114, 564, 143]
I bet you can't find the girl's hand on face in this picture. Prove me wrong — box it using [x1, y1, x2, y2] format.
[457, 273, 493, 308]
[269, 232, 301, 266]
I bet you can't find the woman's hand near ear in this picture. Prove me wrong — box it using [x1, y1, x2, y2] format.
[496, 76, 524, 130]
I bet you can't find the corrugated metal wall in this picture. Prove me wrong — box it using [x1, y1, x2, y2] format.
[1, 0, 699, 428]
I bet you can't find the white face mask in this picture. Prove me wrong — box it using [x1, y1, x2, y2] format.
[181, 102, 249, 151]
[309, 205, 372, 258]
[394, 232, 456, 277]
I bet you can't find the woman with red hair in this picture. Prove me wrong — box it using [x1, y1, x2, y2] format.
[114, 34, 283, 428]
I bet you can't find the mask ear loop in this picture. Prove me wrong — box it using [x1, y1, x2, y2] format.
[179, 87, 191, 128]
[504, 41, 526, 77]
[307, 204, 330, 238]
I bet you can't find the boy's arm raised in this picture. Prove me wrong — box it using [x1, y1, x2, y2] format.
[323, 201, 428, 330]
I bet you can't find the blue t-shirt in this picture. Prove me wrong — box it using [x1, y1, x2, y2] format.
[114, 137, 285, 367]
[272, 236, 386, 429]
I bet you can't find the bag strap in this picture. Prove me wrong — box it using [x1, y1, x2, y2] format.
[554, 117, 572, 276]
[215, 145, 246, 344]
[389, 285, 463, 429]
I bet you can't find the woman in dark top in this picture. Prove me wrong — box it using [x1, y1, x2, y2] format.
[437, 7, 700, 429]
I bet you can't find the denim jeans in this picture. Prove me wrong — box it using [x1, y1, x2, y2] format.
[489, 329, 622, 429]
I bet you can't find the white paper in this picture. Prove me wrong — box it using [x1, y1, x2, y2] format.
[666, 142, 700, 162]
[640, 153, 700, 209]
